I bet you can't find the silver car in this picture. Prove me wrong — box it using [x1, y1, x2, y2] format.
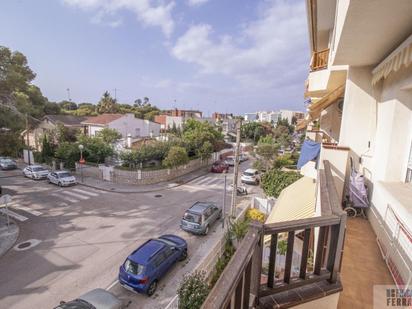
[47, 170, 77, 186]
[0, 158, 17, 170]
[55, 288, 123, 309]
[180, 202, 222, 235]
[23, 165, 50, 179]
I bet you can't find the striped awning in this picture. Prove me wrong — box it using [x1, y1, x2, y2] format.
[308, 85, 345, 119]
[372, 34, 412, 85]
[265, 176, 316, 224]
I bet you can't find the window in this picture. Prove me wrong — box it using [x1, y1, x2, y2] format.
[153, 252, 166, 267]
[124, 259, 144, 275]
[203, 208, 212, 220]
[406, 141, 412, 183]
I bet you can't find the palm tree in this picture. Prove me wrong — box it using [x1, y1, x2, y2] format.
[97, 91, 117, 114]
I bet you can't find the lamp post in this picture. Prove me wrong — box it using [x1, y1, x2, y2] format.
[79, 144, 84, 183]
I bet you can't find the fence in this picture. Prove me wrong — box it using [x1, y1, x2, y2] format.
[75, 152, 224, 185]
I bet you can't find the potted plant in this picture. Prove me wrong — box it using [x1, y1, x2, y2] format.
[228, 218, 249, 249]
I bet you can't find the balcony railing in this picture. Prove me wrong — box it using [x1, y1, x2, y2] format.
[310, 49, 330, 71]
[202, 160, 346, 309]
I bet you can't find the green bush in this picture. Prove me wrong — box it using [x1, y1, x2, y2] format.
[178, 271, 209, 309]
[261, 169, 302, 198]
[163, 146, 189, 168]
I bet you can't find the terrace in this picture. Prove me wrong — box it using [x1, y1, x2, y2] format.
[201, 160, 346, 308]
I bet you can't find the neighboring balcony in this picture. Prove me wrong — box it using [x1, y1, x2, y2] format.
[305, 49, 347, 98]
[202, 161, 346, 309]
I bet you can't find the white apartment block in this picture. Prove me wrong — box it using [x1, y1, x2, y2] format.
[302, 0, 412, 290]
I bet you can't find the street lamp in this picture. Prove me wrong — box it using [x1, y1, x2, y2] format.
[79, 144, 84, 183]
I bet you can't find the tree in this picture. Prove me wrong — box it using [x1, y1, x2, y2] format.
[241, 122, 267, 143]
[43, 102, 61, 115]
[97, 128, 121, 144]
[261, 169, 302, 198]
[196, 141, 213, 160]
[96, 91, 117, 114]
[163, 146, 189, 168]
[134, 98, 143, 107]
[182, 119, 223, 156]
[59, 100, 78, 110]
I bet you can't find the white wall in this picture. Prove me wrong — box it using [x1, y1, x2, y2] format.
[108, 114, 160, 138]
[89, 125, 104, 137]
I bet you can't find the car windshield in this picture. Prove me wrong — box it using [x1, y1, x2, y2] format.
[58, 172, 71, 178]
[243, 171, 255, 176]
[124, 259, 144, 275]
[32, 167, 45, 172]
[183, 211, 201, 224]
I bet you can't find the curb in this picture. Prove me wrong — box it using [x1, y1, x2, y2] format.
[0, 218, 20, 258]
[78, 170, 210, 194]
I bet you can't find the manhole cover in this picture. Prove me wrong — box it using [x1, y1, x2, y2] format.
[17, 242, 31, 249]
[14, 239, 41, 251]
[154, 194, 162, 198]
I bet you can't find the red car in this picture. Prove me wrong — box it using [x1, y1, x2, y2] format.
[211, 161, 229, 173]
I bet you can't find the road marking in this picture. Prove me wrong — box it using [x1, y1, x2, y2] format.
[51, 193, 79, 203]
[0, 209, 28, 222]
[72, 188, 99, 197]
[106, 279, 119, 291]
[193, 177, 211, 185]
[11, 204, 42, 216]
[58, 202, 68, 207]
[61, 191, 89, 200]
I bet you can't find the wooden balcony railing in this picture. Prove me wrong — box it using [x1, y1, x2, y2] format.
[202, 160, 346, 309]
[310, 49, 330, 71]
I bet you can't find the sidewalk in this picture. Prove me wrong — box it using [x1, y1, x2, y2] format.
[78, 167, 211, 193]
[0, 216, 19, 257]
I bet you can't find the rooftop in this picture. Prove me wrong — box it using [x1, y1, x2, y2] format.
[81, 114, 124, 125]
[44, 114, 88, 126]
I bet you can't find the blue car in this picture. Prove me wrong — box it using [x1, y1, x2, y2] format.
[118, 234, 188, 296]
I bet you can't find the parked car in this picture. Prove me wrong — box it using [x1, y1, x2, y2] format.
[47, 171, 77, 186]
[239, 154, 249, 162]
[54, 288, 122, 309]
[0, 158, 17, 170]
[224, 156, 235, 166]
[211, 161, 229, 173]
[118, 235, 188, 296]
[22, 165, 50, 179]
[241, 168, 260, 185]
[180, 202, 222, 235]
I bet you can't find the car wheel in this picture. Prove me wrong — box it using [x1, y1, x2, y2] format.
[179, 249, 188, 261]
[147, 280, 157, 297]
[58, 182, 62, 187]
[204, 226, 209, 235]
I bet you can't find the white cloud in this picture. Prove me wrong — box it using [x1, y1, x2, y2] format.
[187, 0, 209, 7]
[171, 0, 309, 90]
[63, 0, 175, 36]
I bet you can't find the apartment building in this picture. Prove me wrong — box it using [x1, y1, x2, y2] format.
[301, 0, 412, 302]
[200, 2, 411, 309]
[163, 108, 202, 119]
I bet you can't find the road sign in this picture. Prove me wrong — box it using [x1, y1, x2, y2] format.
[0, 194, 12, 205]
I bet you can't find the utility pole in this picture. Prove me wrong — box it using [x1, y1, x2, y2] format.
[222, 175, 227, 228]
[66, 88, 71, 102]
[230, 119, 242, 218]
[25, 113, 31, 165]
[113, 88, 118, 101]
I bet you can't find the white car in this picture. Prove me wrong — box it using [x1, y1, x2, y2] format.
[224, 156, 235, 166]
[23, 165, 50, 179]
[47, 171, 77, 187]
[241, 168, 260, 185]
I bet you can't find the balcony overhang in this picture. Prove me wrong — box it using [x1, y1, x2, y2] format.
[332, 0, 412, 66]
[306, 66, 347, 98]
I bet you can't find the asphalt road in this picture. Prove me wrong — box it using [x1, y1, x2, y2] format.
[0, 161, 258, 309]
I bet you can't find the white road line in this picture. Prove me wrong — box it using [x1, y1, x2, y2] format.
[106, 279, 119, 291]
[194, 177, 212, 185]
[61, 191, 89, 200]
[51, 193, 79, 203]
[84, 187, 107, 194]
[204, 178, 220, 185]
[11, 204, 42, 216]
[0, 209, 28, 222]
[72, 188, 99, 197]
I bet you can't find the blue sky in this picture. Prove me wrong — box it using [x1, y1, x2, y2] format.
[0, 0, 309, 115]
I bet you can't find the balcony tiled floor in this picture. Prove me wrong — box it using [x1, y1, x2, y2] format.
[338, 217, 394, 309]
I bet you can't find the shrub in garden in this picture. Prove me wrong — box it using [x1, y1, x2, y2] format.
[246, 208, 265, 223]
[178, 271, 209, 309]
[261, 169, 302, 198]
